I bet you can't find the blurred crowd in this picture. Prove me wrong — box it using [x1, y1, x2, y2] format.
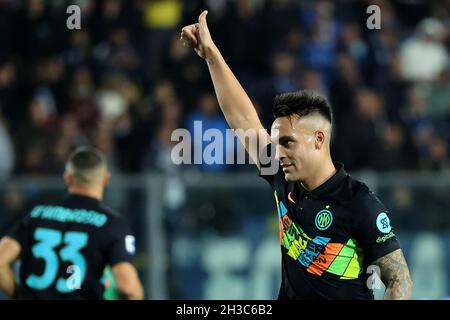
[0, 0, 449, 178]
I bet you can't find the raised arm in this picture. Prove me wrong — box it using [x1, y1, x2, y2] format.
[180, 10, 270, 168]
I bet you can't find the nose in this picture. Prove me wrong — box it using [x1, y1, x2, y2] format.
[275, 144, 285, 162]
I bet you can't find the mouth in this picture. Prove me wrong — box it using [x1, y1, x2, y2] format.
[281, 164, 294, 172]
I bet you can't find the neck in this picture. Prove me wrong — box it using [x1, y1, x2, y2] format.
[301, 157, 336, 191]
[68, 186, 103, 201]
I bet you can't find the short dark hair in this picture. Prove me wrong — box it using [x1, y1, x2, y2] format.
[66, 146, 107, 185]
[67, 146, 106, 171]
[273, 90, 333, 124]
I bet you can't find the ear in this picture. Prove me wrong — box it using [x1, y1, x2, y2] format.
[63, 173, 72, 187]
[315, 131, 326, 150]
[103, 171, 111, 187]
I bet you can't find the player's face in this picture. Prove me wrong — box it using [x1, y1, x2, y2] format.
[271, 116, 318, 183]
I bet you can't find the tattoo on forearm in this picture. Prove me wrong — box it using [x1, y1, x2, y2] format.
[374, 249, 413, 300]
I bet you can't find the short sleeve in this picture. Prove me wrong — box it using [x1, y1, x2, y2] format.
[104, 216, 136, 266]
[352, 191, 401, 264]
[258, 143, 283, 188]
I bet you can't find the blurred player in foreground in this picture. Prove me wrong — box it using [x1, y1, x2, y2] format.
[0, 146, 143, 299]
[180, 11, 413, 300]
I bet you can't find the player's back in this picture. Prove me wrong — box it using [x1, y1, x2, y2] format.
[11, 194, 133, 300]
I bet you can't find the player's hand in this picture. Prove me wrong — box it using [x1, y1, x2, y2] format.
[180, 10, 215, 60]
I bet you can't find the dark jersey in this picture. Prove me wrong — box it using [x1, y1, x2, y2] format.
[260, 150, 401, 300]
[7, 194, 135, 300]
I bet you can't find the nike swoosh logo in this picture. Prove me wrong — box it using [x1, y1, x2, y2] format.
[288, 192, 296, 204]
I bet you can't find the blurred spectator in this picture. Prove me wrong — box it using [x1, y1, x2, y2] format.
[161, 33, 210, 110]
[63, 30, 92, 71]
[143, 0, 182, 83]
[329, 53, 363, 126]
[185, 92, 234, 172]
[400, 18, 448, 82]
[153, 79, 178, 107]
[401, 85, 435, 155]
[96, 75, 128, 124]
[424, 69, 450, 120]
[0, 0, 445, 176]
[69, 65, 96, 100]
[299, 1, 340, 85]
[93, 25, 141, 79]
[372, 122, 418, 171]
[14, 0, 59, 59]
[93, 121, 118, 172]
[260, 0, 299, 62]
[0, 59, 18, 126]
[379, 55, 409, 122]
[91, 0, 126, 43]
[15, 96, 57, 174]
[420, 133, 450, 171]
[37, 55, 67, 113]
[272, 51, 298, 95]
[149, 97, 184, 174]
[110, 78, 149, 173]
[339, 22, 368, 68]
[16, 96, 55, 147]
[45, 135, 73, 174]
[298, 69, 327, 96]
[366, 27, 400, 91]
[61, 113, 88, 144]
[0, 114, 14, 178]
[259, 50, 298, 124]
[216, 0, 263, 74]
[66, 67, 101, 135]
[334, 88, 385, 170]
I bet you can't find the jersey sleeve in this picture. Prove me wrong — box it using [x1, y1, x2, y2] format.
[352, 191, 401, 264]
[104, 216, 136, 266]
[258, 143, 283, 188]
